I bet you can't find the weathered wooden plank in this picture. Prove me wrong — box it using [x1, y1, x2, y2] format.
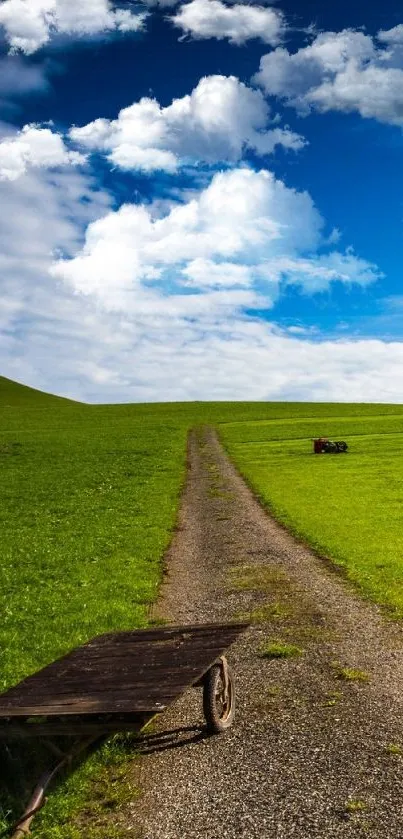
[3, 625, 245, 682]
[0, 652, 225, 700]
[15, 652, 210, 679]
[0, 672, 206, 712]
[85, 623, 242, 642]
[0, 675, 216, 708]
[0, 698, 170, 715]
[0, 672, 188, 698]
[72, 634, 241, 656]
[0, 622, 249, 720]
[2, 637, 245, 691]
[12, 641, 232, 672]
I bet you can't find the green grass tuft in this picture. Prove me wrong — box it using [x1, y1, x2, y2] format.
[331, 663, 370, 682]
[241, 602, 293, 624]
[345, 799, 367, 814]
[228, 564, 289, 593]
[259, 641, 304, 659]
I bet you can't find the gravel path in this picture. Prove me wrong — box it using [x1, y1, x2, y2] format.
[126, 427, 403, 838]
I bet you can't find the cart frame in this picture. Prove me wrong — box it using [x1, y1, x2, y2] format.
[0, 622, 249, 837]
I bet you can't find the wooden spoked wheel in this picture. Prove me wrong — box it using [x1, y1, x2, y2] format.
[202, 657, 235, 733]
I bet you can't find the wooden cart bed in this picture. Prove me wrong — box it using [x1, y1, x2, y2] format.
[0, 622, 248, 736]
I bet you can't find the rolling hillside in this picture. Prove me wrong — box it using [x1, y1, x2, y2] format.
[0, 375, 78, 407]
[2, 375, 403, 836]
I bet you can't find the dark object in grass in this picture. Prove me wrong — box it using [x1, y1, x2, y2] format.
[9, 736, 98, 839]
[313, 438, 348, 454]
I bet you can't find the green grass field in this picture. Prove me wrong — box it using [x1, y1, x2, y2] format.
[0, 382, 192, 836]
[220, 413, 403, 616]
[2, 375, 403, 835]
[0, 401, 191, 693]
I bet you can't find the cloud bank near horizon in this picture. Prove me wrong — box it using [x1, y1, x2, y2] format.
[0, 155, 393, 405]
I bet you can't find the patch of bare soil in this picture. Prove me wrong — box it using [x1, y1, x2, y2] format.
[124, 426, 403, 838]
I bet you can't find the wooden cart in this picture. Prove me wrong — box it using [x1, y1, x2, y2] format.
[0, 622, 249, 836]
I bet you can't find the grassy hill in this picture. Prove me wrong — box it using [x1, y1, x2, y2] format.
[2, 376, 403, 836]
[3, 383, 403, 695]
[0, 375, 78, 407]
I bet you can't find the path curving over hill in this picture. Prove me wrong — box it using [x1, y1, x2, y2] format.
[127, 426, 403, 838]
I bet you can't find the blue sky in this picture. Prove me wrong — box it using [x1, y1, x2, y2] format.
[0, 0, 403, 402]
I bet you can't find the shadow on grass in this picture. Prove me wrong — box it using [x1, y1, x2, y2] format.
[0, 723, 209, 835]
[0, 735, 107, 833]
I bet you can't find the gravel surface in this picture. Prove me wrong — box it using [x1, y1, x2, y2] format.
[126, 427, 403, 838]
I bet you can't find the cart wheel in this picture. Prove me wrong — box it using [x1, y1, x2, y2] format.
[203, 660, 235, 734]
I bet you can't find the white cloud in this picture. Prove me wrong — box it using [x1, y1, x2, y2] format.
[253, 26, 403, 126]
[3, 291, 403, 404]
[0, 162, 113, 396]
[70, 75, 305, 174]
[250, 125, 306, 155]
[0, 159, 392, 406]
[181, 258, 252, 287]
[0, 162, 111, 276]
[50, 166, 382, 320]
[0, 0, 147, 54]
[49, 167, 317, 304]
[171, 0, 284, 44]
[287, 325, 313, 334]
[326, 227, 341, 245]
[263, 251, 382, 293]
[0, 124, 86, 180]
[377, 24, 403, 45]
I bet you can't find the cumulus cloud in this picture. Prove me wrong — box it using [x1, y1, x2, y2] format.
[377, 24, 403, 45]
[0, 162, 113, 394]
[50, 166, 382, 318]
[0, 163, 111, 277]
[49, 167, 318, 303]
[0, 124, 86, 180]
[171, 0, 284, 44]
[0, 159, 396, 405]
[3, 289, 403, 404]
[0, 0, 147, 54]
[253, 26, 403, 126]
[70, 75, 305, 174]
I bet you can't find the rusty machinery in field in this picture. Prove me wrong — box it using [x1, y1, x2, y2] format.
[313, 437, 348, 454]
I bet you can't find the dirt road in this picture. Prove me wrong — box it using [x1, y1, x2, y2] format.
[127, 427, 403, 838]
